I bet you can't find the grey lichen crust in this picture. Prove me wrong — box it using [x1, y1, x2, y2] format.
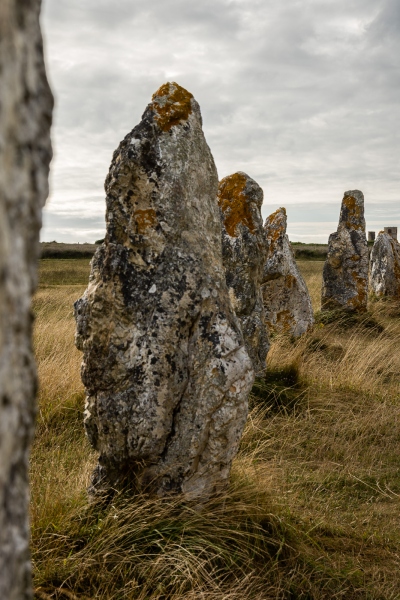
[321, 190, 368, 312]
[370, 232, 400, 299]
[75, 83, 254, 501]
[218, 172, 269, 375]
[262, 208, 314, 337]
[0, 1, 53, 598]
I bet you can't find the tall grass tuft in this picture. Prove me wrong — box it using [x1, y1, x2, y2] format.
[31, 260, 400, 599]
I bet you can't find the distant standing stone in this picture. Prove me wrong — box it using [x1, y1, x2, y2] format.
[370, 231, 400, 299]
[321, 190, 368, 312]
[262, 208, 314, 337]
[75, 83, 254, 501]
[218, 172, 269, 375]
[383, 227, 398, 242]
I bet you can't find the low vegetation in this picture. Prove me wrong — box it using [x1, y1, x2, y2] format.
[32, 259, 400, 599]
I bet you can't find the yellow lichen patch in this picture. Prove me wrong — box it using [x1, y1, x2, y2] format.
[284, 274, 297, 289]
[134, 209, 157, 234]
[349, 270, 368, 310]
[265, 208, 286, 253]
[342, 195, 363, 230]
[152, 82, 193, 132]
[218, 173, 255, 237]
[276, 309, 293, 333]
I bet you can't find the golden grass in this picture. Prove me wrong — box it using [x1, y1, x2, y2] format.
[31, 260, 400, 599]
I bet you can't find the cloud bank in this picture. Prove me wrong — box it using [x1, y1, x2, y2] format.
[41, 0, 400, 242]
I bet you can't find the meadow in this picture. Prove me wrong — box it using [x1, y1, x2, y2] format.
[32, 259, 400, 599]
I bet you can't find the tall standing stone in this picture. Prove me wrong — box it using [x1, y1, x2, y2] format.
[75, 83, 254, 501]
[218, 172, 269, 375]
[321, 190, 368, 312]
[262, 208, 314, 337]
[370, 231, 400, 299]
[0, 1, 53, 598]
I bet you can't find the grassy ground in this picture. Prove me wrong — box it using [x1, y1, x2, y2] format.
[31, 260, 400, 599]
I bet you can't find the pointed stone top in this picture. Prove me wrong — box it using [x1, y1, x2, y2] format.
[339, 190, 365, 232]
[218, 172, 263, 238]
[264, 207, 287, 235]
[151, 82, 194, 132]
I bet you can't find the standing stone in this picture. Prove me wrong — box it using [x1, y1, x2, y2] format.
[75, 83, 254, 501]
[262, 208, 314, 337]
[0, 2, 53, 599]
[384, 227, 398, 241]
[370, 231, 400, 299]
[321, 190, 368, 312]
[218, 172, 269, 375]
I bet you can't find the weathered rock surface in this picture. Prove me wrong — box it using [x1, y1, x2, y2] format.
[75, 83, 254, 501]
[321, 190, 368, 312]
[262, 208, 314, 337]
[370, 231, 400, 299]
[218, 172, 269, 375]
[0, 1, 53, 598]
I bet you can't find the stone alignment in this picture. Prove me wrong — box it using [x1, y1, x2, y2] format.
[262, 208, 314, 337]
[370, 231, 400, 299]
[321, 190, 368, 312]
[218, 172, 269, 375]
[0, 1, 53, 598]
[75, 83, 254, 501]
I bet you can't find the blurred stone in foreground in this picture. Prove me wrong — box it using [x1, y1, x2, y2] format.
[370, 231, 400, 299]
[75, 83, 254, 501]
[0, 1, 53, 598]
[321, 190, 368, 312]
[218, 172, 269, 375]
[262, 208, 314, 337]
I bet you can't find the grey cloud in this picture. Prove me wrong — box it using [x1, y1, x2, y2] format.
[41, 0, 399, 243]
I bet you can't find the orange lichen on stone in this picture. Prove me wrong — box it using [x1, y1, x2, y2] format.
[276, 309, 292, 332]
[134, 209, 157, 234]
[265, 207, 286, 252]
[152, 82, 193, 132]
[284, 274, 296, 289]
[349, 270, 368, 310]
[341, 195, 363, 230]
[218, 173, 256, 237]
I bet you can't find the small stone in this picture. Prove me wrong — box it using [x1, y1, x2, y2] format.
[262, 208, 314, 337]
[218, 172, 269, 375]
[321, 190, 368, 312]
[75, 82, 254, 501]
[370, 231, 400, 299]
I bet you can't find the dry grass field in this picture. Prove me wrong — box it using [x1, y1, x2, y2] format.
[32, 259, 400, 599]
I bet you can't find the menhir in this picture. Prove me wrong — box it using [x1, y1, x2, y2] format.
[218, 172, 269, 375]
[75, 83, 254, 501]
[321, 190, 368, 312]
[262, 208, 314, 337]
[0, 1, 53, 599]
[370, 231, 400, 299]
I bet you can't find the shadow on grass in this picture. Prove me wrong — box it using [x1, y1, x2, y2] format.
[314, 309, 384, 333]
[251, 364, 305, 415]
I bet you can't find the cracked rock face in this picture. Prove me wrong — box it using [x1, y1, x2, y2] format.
[218, 172, 269, 375]
[75, 83, 254, 501]
[370, 232, 400, 299]
[0, 1, 53, 598]
[321, 190, 368, 312]
[262, 208, 314, 337]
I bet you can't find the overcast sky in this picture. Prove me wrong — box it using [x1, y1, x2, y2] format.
[41, 0, 400, 243]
